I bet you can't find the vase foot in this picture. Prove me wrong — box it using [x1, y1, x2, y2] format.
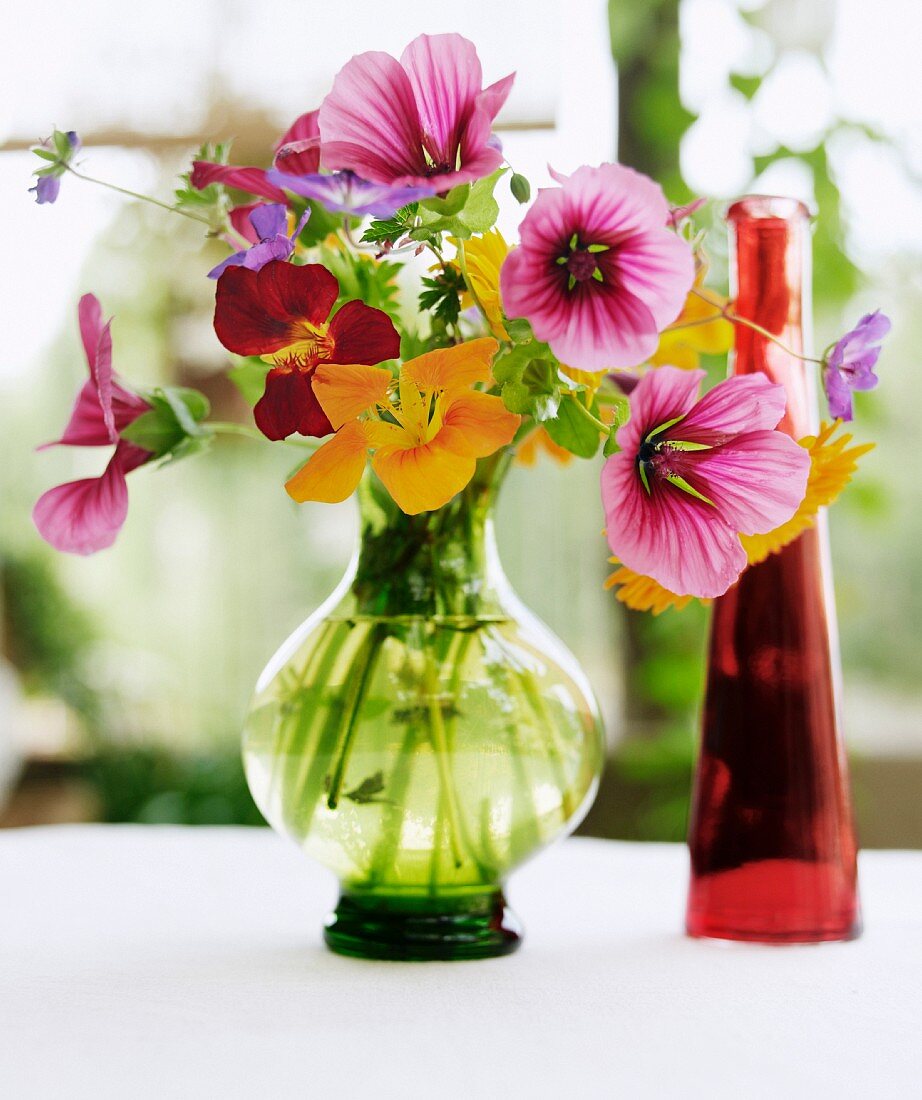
[324, 889, 523, 961]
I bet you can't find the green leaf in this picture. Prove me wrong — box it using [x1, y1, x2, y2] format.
[361, 203, 418, 246]
[228, 359, 270, 406]
[344, 771, 389, 805]
[603, 428, 621, 457]
[121, 387, 211, 459]
[544, 397, 602, 458]
[52, 129, 73, 159]
[416, 168, 506, 237]
[510, 172, 531, 204]
[504, 317, 535, 342]
[158, 386, 210, 437]
[419, 265, 466, 328]
[32, 147, 59, 163]
[419, 185, 470, 216]
[297, 199, 340, 248]
[501, 381, 533, 415]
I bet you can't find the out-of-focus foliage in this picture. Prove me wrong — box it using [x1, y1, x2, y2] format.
[1, 551, 104, 731]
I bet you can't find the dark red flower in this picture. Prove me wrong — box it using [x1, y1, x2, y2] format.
[213, 260, 400, 441]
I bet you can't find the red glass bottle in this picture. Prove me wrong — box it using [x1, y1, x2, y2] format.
[685, 196, 861, 943]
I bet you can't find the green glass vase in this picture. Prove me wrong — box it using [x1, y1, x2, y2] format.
[243, 455, 605, 960]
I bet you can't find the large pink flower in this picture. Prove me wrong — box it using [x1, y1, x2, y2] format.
[500, 164, 694, 371]
[318, 33, 514, 192]
[33, 295, 152, 555]
[601, 366, 810, 598]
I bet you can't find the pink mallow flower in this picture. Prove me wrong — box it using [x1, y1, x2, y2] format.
[318, 33, 514, 192]
[33, 295, 152, 555]
[601, 366, 810, 598]
[501, 163, 694, 371]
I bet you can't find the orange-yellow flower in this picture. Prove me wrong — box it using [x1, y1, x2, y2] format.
[651, 277, 732, 370]
[606, 420, 873, 612]
[285, 338, 520, 514]
[454, 231, 510, 340]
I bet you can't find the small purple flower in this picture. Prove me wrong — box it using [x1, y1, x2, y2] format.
[822, 310, 890, 421]
[31, 175, 62, 204]
[30, 130, 81, 205]
[207, 204, 310, 279]
[266, 169, 435, 218]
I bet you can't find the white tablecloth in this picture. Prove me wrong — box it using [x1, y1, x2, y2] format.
[2, 826, 920, 1098]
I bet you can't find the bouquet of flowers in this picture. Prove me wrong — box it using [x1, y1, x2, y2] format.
[31, 32, 886, 615]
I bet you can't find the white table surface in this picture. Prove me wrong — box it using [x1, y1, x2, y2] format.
[2, 826, 920, 1099]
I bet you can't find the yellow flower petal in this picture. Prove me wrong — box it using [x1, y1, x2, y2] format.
[438, 392, 520, 458]
[402, 337, 498, 395]
[372, 439, 476, 515]
[457, 231, 511, 340]
[650, 278, 733, 370]
[603, 559, 703, 615]
[312, 363, 393, 429]
[285, 421, 369, 504]
[741, 421, 874, 565]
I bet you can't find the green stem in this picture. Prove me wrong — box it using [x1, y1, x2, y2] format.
[65, 166, 212, 226]
[326, 624, 387, 810]
[423, 637, 467, 870]
[566, 392, 608, 435]
[691, 287, 824, 365]
[208, 421, 319, 450]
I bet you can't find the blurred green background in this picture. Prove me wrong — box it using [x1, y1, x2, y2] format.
[1, 0, 920, 844]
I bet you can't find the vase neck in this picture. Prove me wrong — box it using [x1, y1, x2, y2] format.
[727, 194, 816, 439]
[348, 456, 510, 619]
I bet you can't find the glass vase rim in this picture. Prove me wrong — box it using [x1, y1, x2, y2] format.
[726, 194, 814, 224]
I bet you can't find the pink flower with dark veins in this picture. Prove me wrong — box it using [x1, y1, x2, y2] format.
[601, 366, 810, 597]
[500, 163, 695, 371]
[318, 34, 514, 192]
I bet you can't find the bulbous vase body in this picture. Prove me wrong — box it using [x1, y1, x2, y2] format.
[244, 464, 604, 959]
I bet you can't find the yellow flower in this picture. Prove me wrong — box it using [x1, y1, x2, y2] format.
[741, 421, 875, 565]
[651, 278, 733, 370]
[605, 421, 874, 613]
[604, 560, 702, 616]
[285, 338, 520, 514]
[454, 231, 510, 339]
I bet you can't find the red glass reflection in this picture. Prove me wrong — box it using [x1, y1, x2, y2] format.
[685, 196, 861, 943]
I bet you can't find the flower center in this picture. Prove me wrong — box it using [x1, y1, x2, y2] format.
[266, 321, 335, 370]
[556, 234, 609, 291]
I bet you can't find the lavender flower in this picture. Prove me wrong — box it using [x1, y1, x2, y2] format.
[266, 169, 434, 218]
[823, 310, 890, 421]
[30, 130, 81, 205]
[208, 204, 310, 279]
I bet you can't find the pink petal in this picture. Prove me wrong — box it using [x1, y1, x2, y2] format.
[670, 372, 788, 445]
[229, 203, 264, 245]
[33, 444, 138, 555]
[400, 33, 482, 166]
[273, 110, 321, 175]
[612, 227, 696, 331]
[679, 430, 810, 535]
[601, 449, 748, 598]
[560, 163, 672, 239]
[190, 162, 287, 203]
[78, 293, 117, 443]
[319, 50, 425, 182]
[43, 379, 149, 449]
[615, 366, 704, 454]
